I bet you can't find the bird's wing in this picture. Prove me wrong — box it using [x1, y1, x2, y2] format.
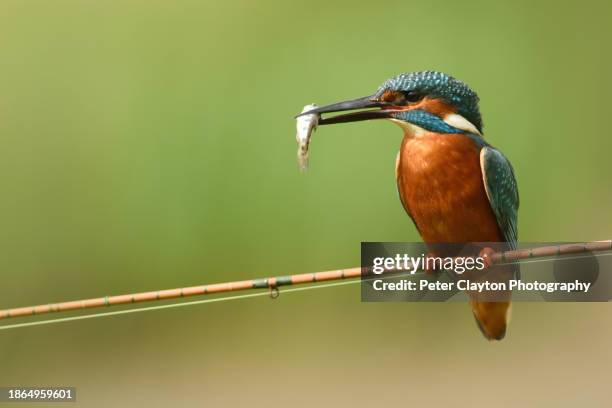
[480, 147, 519, 249]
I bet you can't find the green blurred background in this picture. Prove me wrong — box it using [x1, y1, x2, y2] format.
[0, 0, 610, 406]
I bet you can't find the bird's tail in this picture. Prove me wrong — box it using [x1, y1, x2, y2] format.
[470, 299, 511, 340]
[467, 262, 517, 341]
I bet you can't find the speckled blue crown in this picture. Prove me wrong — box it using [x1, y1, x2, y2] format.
[375, 71, 483, 132]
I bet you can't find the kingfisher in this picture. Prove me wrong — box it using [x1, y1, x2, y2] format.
[299, 71, 519, 340]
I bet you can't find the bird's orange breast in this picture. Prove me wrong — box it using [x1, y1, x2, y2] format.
[396, 132, 504, 246]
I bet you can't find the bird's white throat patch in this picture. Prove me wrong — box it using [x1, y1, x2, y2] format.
[390, 119, 428, 137]
[443, 113, 482, 136]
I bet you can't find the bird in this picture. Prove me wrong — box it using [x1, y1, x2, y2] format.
[298, 71, 519, 340]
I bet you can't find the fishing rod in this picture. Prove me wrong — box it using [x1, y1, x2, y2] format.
[0, 241, 610, 325]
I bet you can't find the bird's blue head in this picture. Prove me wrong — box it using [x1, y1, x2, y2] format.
[298, 71, 484, 136]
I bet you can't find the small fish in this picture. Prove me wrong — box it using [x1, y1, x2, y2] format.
[296, 104, 319, 171]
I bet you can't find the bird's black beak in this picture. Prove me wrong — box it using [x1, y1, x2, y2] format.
[295, 95, 394, 125]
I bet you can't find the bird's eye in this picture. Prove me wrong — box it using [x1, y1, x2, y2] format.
[403, 91, 424, 103]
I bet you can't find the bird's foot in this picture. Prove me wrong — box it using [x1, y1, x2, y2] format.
[479, 247, 496, 268]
